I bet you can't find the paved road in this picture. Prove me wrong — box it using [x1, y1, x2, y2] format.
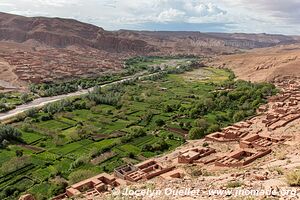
[0, 73, 152, 121]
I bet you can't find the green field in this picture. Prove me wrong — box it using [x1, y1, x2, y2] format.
[0, 57, 276, 200]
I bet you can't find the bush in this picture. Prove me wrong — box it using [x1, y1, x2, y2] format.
[142, 140, 169, 152]
[188, 127, 206, 140]
[193, 119, 209, 129]
[226, 181, 243, 188]
[233, 110, 246, 122]
[15, 150, 23, 157]
[286, 170, 300, 186]
[21, 123, 34, 132]
[50, 177, 68, 196]
[155, 119, 165, 127]
[39, 113, 53, 121]
[3, 186, 18, 197]
[20, 93, 32, 103]
[0, 125, 22, 148]
[207, 124, 220, 133]
[69, 157, 89, 170]
[39, 142, 46, 147]
[24, 108, 38, 118]
[202, 142, 209, 147]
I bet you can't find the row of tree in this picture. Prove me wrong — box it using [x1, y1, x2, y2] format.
[29, 74, 121, 97]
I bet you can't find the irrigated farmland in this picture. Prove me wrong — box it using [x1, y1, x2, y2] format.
[0, 57, 276, 199]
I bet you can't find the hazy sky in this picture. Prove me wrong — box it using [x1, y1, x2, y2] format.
[0, 0, 299, 34]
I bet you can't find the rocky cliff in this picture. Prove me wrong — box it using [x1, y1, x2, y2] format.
[0, 12, 155, 53]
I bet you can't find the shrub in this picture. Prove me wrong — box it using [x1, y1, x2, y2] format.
[155, 119, 165, 127]
[193, 119, 209, 129]
[21, 123, 34, 132]
[50, 177, 68, 196]
[226, 181, 243, 188]
[188, 127, 206, 140]
[20, 93, 32, 103]
[142, 140, 169, 152]
[39, 142, 46, 147]
[190, 169, 203, 177]
[202, 142, 209, 147]
[24, 108, 38, 118]
[15, 150, 23, 157]
[286, 170, 300, 186]
[0, 125, 22, 148]
[69, 157, 89, 170]
[207, 124, 220, 133]
[3, 186, 18, 197]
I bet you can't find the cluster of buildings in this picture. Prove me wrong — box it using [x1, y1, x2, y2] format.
[262, 80, 300, 131]
[53, 173, 126, 200]
[176, 131, 281, 168]
[205, 121, 252, 142]
[53, 160, 176, 200]
[114, 160, 175, 182]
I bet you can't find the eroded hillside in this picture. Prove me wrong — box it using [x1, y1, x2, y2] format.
[0, 12, 299, 91]
[207, 44, 300, 82]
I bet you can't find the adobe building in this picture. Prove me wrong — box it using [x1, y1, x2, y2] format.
[178, 147, 216, 164]
[267, 112, 300, 131]
[114, 164, 138, 180]
[19, 194, 35, 200]
[115, 160, 175, 182]
[60, 173, 126, 199]
[240, 134, 283, 150]
[215, 148, 271, 167]
[135, 160, 175, 180]
[205, 121, 252, 143]
[205, 127, 248, 142]
[205, 131, 238, 142]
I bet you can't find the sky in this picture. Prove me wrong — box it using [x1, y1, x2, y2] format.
[0, 0, 299, 35]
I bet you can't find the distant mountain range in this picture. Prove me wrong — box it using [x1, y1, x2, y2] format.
[0, 12, 299, 54]
[0, 12, 299, 89]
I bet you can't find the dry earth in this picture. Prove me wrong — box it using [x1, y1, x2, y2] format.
[207, 44, 300, 82]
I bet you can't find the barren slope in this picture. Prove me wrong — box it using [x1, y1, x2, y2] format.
[207, 44, 300, 82]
